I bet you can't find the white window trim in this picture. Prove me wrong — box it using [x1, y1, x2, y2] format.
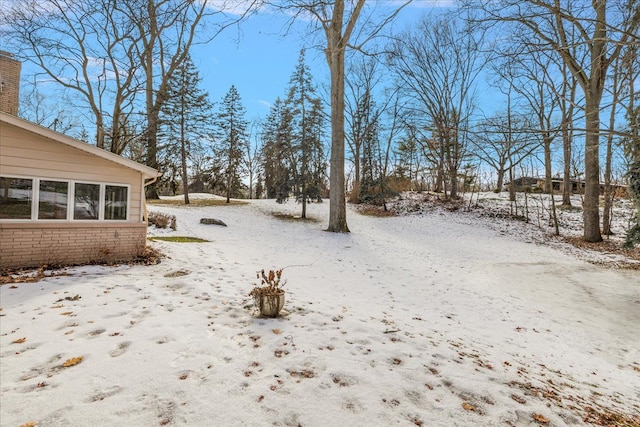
[72, 181, 101, 221]
[0, 175, 130, 222]
[35, 178, 71, 222]
[103, 184, 130, 222]
[0, 174, 35, 222]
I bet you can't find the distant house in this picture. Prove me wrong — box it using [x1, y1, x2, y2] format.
[0, 112, 159, 269]
[505, 176, 627, 197]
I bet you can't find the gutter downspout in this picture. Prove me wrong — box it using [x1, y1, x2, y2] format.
[143, 174, 160, 223]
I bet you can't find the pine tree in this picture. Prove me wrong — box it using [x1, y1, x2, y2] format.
[261, 98, 294, 201]
[215, 85, 249, 203]
[283, 49, 327, 218]
[352, 89, 383, 203]
[624, 105, 640, 247]
[159, 54, 214, 204]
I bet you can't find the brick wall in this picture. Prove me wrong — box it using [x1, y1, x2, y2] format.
[0, 223, 148, 269]
[0, 51, 21, 115]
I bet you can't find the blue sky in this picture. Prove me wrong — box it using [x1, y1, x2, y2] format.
[192, 1, 456, 121]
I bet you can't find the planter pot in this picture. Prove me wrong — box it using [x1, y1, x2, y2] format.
[254, 291, 285, 318]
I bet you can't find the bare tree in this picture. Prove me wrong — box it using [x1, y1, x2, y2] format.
[474, 110, 542, 195]
[344, 54, 400, 203]
[558, 57, 580, 206]
[3, 0, 143, 152]
[473, 0, 640, 242]
[602, 53, 624, 235]
[19, 77, 78, 135]
[345, 55, 381, 201]
[504, 49, 561, 194]
[271, 0, 411, 232]
[2, 0, 258, 193]
[245, 119, 264, 199]
[389, 14, 484, 199]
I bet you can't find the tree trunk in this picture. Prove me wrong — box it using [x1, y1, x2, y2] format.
[181, 123, 190, 206]
[226, 137, 233, 204]
[327, 47, 349, 232]
[561, 118, 573, 205]
[450, 171, 458, 199]
[434, 166, 444, 193]
[496, 169, 505, 193]
[561, 64, 576, 206]
[508, 166, 516, 202]
[581, 1, 608, 243]
[583, 94, 602, 242]
[602, 69, 619, 235]
[145, 121, 160, 200]
[602, 136, 612, 236]
[352, 140, 361, 201]
[543, 134, 552, 193]
[302, 191, 307, 218]
[325, 2, 350, 233]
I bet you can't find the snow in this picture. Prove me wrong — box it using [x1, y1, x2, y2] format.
[1, 194, 639, 426]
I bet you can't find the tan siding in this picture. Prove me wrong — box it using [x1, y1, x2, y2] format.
[1, 120, 145, 222]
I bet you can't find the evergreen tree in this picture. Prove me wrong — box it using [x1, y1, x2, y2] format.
[353, 89, 384, 203]
[283, 49, 327, 218]
[214, 85, 249, 203]
[261, 98, 294, 201]
[624, 104, 640, 247]
[159, 54, 213, 204]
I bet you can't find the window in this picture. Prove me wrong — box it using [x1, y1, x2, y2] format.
[0, 177, 33, 219]
[0, 176, 130, 222]
[104, 185, 128, 220]
[74, 183, 100, 220]
[38, 180, 68, 220]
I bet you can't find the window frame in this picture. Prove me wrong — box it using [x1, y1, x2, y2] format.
[0, 175, 130, 222]
[37, 178, 70, 221]
[0, 175, 34, 220]
[73, 181, 102, 221]
[103, 184, 130, 222]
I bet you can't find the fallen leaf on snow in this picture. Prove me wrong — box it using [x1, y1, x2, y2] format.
[62, 356, 83, 367]
[20, 422, 37, 427]
[462, 402, 476, 411]
[532, 413, 549, 424]
[510, 394, 526, 404]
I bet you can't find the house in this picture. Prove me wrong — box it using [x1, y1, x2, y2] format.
[506, 176, 627, 197]
[0, 52, 159, 269]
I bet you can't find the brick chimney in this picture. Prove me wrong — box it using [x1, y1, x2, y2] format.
[0, 51, 21, 115]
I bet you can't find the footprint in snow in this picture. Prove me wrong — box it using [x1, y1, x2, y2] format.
[109, 341, 131, 357]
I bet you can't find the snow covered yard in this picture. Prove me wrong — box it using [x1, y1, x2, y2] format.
[1, 194, 639, 426]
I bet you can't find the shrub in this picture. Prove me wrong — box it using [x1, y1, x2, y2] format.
[148, 211, 177, 230]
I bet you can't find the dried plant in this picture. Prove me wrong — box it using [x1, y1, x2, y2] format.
[148, 211, 177, 230]
[249, 269, 286, 297]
